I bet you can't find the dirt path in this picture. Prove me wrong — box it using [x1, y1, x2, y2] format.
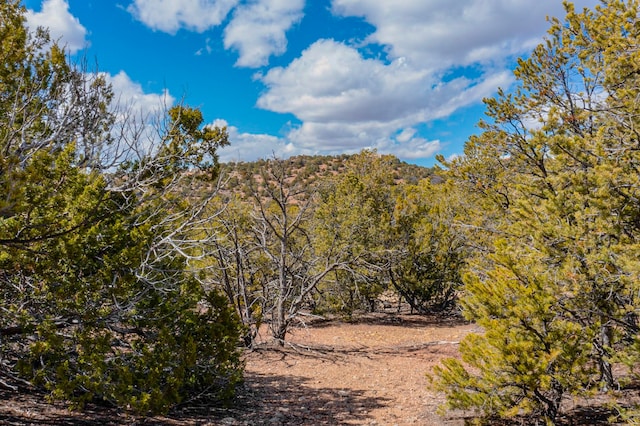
[233, 313, 476, 425]
[0, 312, 625, 425]
[219, 314, 631, 426]
[0, 313, 475, 425]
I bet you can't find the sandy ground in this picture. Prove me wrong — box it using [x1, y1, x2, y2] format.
[0, 312, 628, 425]
[0, 313, 476, 425]
[235, 313, 476, 425]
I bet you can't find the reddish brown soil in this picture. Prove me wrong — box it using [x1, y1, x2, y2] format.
[0, 313, 634, 425]
[237, 313, 475, 426]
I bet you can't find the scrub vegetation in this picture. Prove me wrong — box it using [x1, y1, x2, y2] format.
[1, 1, 640, 424]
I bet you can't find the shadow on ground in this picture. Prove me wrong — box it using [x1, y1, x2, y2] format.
[0, 388, 130, 425]
[444, 405, 621, 426]
[172, 372, 391, 425]
[0, 371, 390, 425]
[300, 311, 470, 330]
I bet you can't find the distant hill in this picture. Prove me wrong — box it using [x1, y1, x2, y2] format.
[219, 154, 436, 197]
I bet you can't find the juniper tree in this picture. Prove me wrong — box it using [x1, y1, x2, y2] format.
[313, 150, 397, 314]
[390, 179, 467, 313]
[0, 1, 242, 413]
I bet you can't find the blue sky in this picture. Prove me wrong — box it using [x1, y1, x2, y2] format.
[22, 0, 599, 167]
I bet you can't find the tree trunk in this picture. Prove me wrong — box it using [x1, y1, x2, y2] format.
[535, 377, 564, 425]
[271, 317, 287, 346]
[596, 322, 616, 391]
[272, 233, 288, 345]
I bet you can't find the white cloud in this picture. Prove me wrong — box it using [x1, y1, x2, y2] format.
[248, 1, 602, 163]
[126, 0, 603, 164]
[256, 39, 512, 158]
[25, 0, 87, 54]
[281, 121, 443, 160]
[224, 0, 305, 67]
[395, 128, 417, 143]
[69, 71, 177, 165]
[105, 71, 175, 117]
[127, 0, 240, 33]
[195, 38, 213, 56]
[127, 0, 302, 67]
[257, 40, 429, 123]
[214, 119, 290, 162]
[330, 0, 601, 69]
[378, 137, 442, 160]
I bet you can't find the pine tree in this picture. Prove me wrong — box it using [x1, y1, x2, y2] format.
[434, 1, 640, 423]
[391, 179, 467, 313]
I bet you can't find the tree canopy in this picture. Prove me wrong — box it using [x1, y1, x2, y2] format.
[433, 0, 640, 423]
[0, 1, 242, 414]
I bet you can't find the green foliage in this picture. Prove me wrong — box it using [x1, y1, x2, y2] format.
[0, 3, 242, 414]
[162, 106, 229, 178]
[434, 240, 597, 421]
[391, 180, 467, 313]
[313, 150, 397, 315]
[207, 150, 443, 341]
[434, 1, 640, 423]
[311, 150, 464, 316]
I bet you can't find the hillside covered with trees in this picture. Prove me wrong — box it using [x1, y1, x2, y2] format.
[203, 150, 460, 345]
[2, 0, 640, 424]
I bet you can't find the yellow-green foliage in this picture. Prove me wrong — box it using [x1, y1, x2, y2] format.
[434, 1, 640, 423]
[313, 150, 399, 314]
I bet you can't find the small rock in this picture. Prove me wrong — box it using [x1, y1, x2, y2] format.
[269, 413, 285, 425]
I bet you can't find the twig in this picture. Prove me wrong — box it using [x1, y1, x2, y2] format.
[0, 379, 18, 391]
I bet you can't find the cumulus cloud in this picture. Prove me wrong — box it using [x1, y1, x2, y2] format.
[224, 0, 305, 67]
[249, 1, 602, 162]
[105, 71, 175, 117]
[257, 40, 429, 123]
[213, 119, 445, 164]
[127, 0, 239, 33]
[379, 137, 442, 160]
[213, 119, 290, 162]
[72, 71, 177, 163]
[127, 0, 302, 67]
[126, 0, 602, 163]
[331, 0, 600, 69]
[25, 0, 87, 54]
[257, 39, 512, 155]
